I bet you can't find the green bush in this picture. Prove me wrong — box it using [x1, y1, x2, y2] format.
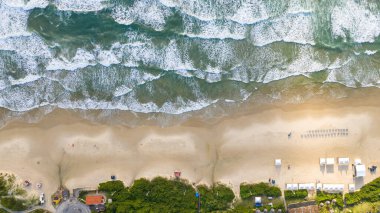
[344, 177, 380, 206]
[98, 180, 125, 193]
[198, 183, 235, 212]
[240, 182, 281, 200]
[284, 189, 308, 200]
[1, 197, 27, 211]
[105, 177, 197, 212]
[316, 191, 343, 209]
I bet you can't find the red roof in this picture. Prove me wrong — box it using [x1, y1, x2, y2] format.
[85, 195, 104, 205]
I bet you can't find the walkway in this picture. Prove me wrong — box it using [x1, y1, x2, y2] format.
[56, 198, 91, 213]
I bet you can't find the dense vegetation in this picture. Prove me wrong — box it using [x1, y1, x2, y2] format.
[99, 177, 236, 212]
[284, 189, 308, 201]
[316, 191, 343, 209]
[240, 182, 281, 200]
[0, 173, 35, 211]
[197, 184, 235, 212]
[345, 177, 380, 206]
[0, 197, 27, 211]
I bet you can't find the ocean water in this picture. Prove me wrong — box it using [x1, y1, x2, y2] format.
[0, 0, 380, 125]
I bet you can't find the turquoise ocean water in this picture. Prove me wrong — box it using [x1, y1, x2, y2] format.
[0, 0, 380, 125]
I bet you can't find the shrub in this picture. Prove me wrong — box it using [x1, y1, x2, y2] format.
[240, 183, 281, 200]
[198, 183, 235, 212]
[316, 191, 343, 208]
[284, 189, 308, 200]
[98, 180, 125, 193]
[106, 177, 197, 212]
[343, 177, 380, 206]
[1, 197, 27, 211]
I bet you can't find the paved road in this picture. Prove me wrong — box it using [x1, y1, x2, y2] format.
[56, 199, 91, 213]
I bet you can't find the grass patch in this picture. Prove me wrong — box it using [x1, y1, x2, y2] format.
[345, 177, 380, 206]
[316, 191, 343, 209]
[240, 182, 281, 200]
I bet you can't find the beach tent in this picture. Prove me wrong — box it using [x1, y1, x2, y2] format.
[355, 164, 366, 177]
[348, 184, 355, 192]
[298, 183, 315, 190]
[275, 159, 282, 166]
[326, 158, 335, 165]
[320, 158, 326, 166]
[286, 184, 298, 190]
[338, 158, 349, 165]
[316, 183, 322, 190]
[322, 184, 344, 192]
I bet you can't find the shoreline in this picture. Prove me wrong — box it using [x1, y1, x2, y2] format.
[0, 88, 380, 210]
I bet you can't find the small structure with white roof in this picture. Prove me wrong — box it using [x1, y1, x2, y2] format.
[320, 158, 326, 166]
[316, 183, 322, 191]
[326, 158, 335, 165]
[275, 159, 282, 166]
[322, 184, 344, 192]
[354, 164, 366, 177]
[348, 184, 355, 192]
[298, 183, 315, 191]
[286, 184, 298, 190]
[338, 157, 349, 165]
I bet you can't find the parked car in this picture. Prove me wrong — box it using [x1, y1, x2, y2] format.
[39, 193, 45, 205]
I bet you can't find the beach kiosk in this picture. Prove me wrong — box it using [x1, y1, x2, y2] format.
[286, 184, 298, 190]
[322, 184, 344, 193]
[275, 159, 281, 167]
[320, 158, 326, 166]
[354, 164, 366, 177]
[348, 184, 355, 192]
[298, 183, 315, 191]
[326, 158, 335, 165]
[338, 158, 349, 165]
[316, 183, 322, 191]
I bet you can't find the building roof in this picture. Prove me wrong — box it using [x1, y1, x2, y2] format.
[355, 164, 366, 177]
[86, 195, 105, 205]
[326, 158, 335, 165]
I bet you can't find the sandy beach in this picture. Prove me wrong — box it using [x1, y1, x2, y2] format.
[1, 88, 380, 210]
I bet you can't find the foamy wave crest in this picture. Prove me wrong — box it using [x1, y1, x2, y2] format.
[53, 0, 108, 12]
[111, 0, 172, 31]
[250, 13, 315, 46]
[1, 0, 48, 10]
[182, 17, 247, 40]
[0, 3, 31, 39]
[331, 0, 380, 43]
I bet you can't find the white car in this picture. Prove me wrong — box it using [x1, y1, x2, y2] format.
[39, 193, 45, 205]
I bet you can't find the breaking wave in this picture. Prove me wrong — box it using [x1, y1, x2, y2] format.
[0, 0, 380, 121]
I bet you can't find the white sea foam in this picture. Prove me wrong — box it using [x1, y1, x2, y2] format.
[364, 50, 378, 55]
[182, 18, 247, 40]
[53, 0, 107, 12]
[2, 0, 49, 10]
[111, 0, 172, 31]
[227, 0, 269, 24]
[251, 13, 315, 46]
[113, 85, 132, 97]
[0, 3, 31, 39]
[9, 74, 42, 86]
[97, 49, 121, 67]
[46, 49, 96, 71]
[331, 0, 380, 43]
[0, 34, 51, 58]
